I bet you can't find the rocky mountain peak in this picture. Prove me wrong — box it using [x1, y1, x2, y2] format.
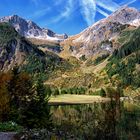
[0, 15, 68, 41]
[61, 6, 140, 58]
[1, 14, 21, 22]
[108, 6, 140, 26]
[0, 15, 42, 37]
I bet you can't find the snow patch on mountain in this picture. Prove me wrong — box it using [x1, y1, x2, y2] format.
[0, 15, 68, 42]
[129, 19, 140, 27]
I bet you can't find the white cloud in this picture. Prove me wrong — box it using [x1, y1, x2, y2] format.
[51, 0, 74, 23]
[125, 0, 137, 5]
[37, 0, 138, 27]
[29, 8, 51, 19]
[79, 0, 120, 26]
[80, 0, 96, 26]
[121, 0, 137, 5]
[96, 0, 119, 12]
[96, 7, 109, 17]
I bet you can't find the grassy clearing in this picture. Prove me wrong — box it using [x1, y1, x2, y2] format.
[49, 94, 110, 105]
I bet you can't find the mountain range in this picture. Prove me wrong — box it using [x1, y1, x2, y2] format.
[61, 6, 140, 58]
[1, 6, 140, 59]
[0, 6, 140, 98]
[0, 15, 68, 42]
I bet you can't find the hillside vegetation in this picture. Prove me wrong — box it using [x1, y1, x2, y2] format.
[0, 19, 140, 98]
[0, 23, 71, 77]
[45, 26, 140, 98]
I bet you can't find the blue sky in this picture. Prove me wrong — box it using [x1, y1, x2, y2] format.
[0, 0, 140, 35]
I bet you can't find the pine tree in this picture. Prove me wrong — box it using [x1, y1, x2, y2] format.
[21, 78, 52, 129]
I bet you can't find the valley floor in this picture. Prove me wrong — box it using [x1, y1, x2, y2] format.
[49, 94, 110, 105]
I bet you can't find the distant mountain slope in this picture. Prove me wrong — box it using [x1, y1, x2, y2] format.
[0, 22, 66, 71]
[0, 15, 68, 42]
[105, 26, 140, 96]
[46, 26, 140, 99]
[0, 7, 140, 97]
[61, 6, 140, 58]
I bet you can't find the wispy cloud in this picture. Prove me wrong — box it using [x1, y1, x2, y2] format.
[96, 0, 119, 12]
[51, 0, 74, 23]
[30, 0, 139, 28]
[79, 0, 121, 26]
[121, 0, 137, 5]
[96, 7, 109, 17]
[80, 0, 96, 26]
[126, 0, 137, 5]
[50, 0, 138, 27]
[29, 8, 51, 19]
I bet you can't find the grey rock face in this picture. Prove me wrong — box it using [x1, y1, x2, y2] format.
[0, 38, 44, 71]
[108, 6, 140, 25]
[0, 15, 42, 37]
[0, 15, 68, 40]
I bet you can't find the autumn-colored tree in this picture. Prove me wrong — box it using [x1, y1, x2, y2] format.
[9, 69, 33, 106]
[0, 72, 11, 121]
[7, 67, 34, 122]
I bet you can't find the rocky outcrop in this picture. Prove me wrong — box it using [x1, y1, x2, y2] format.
[0, 22, 67, 72]
[0, 23, 45, 71]
[0, 15, 68, 42]
[108, 6, 140, 26]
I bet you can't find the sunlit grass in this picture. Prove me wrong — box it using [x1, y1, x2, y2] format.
[49, 94, 110, 105]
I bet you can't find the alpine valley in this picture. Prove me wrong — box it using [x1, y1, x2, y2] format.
[0, 5, 140, 140]
[0, 6, 140, 97]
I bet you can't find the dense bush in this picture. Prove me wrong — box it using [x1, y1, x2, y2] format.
[89, 88, 106, 97]
[22, 55, 48, 81]
[60, 87, 87, 95]
[100, 88, 106, 97]
[0, 121, 23, 132]
[105, 86, 123, 99]
[51, 88, 60, 96]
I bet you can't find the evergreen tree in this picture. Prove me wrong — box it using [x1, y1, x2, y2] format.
[21, 78, 52, 129]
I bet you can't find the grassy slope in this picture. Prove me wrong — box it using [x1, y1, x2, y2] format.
[45, 26, 140, 98]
